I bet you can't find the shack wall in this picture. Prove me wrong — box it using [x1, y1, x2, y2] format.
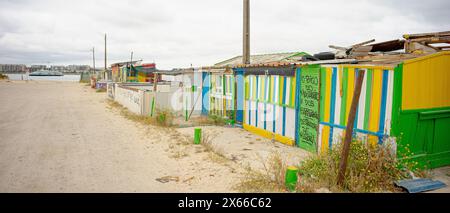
[209, 73, 235, 120]
[391, 51, 450, 168]
[114, 85, 145, 115]
[315, 65, 396, 153]
[243, 68, 297, 146]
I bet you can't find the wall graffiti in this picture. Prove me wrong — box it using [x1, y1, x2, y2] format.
[298, 66, 320, 152]
[115, 86, 143, 114]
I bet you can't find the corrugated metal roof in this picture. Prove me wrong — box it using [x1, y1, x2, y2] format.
[214, 52, 309, 67]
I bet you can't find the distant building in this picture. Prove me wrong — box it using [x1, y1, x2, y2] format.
[30, 65, 48, 72]
[0, 64, 27, 73]
[67, 65, 90, 73]
[51, 65, 66, 72]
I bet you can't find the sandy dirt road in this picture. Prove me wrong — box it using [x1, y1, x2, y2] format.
[0, 81, 242, 192]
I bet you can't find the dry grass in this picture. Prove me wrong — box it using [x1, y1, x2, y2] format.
[234, 152, 288, 193]
[155, 109, 174, 127]
[96, 88, 107, 93]
[0, 74, 8, 80]
[235, 139, 425, 193]
[107, 100, 174, 128]
[200, 133, 229, 165]
[297, 140, 424, 193]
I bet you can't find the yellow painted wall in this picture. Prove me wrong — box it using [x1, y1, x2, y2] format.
[402, 51, 450, 110]
[243, 124, 295, 146]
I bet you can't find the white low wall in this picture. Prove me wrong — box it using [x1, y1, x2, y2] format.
[114, 85, 145, 115]
[107, 82, 115, 100]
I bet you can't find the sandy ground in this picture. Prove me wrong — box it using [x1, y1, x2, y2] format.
[0, 81, 245, 192]
[427, 166, 450, 193]
[176, 127, 311, 171]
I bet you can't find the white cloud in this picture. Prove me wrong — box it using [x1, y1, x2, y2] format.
[0, 0, 449, 69]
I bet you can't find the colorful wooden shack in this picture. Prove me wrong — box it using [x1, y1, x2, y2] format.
[234, 65, 298, 145]
[230, 51, 449, 168]
[201, 67, 236, 123]
[299, 51, 450, 168]
[158, 68, 204, 119]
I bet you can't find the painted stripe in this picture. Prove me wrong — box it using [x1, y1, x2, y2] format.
[329, 67, 338, 150]
[273, 103, 276, 133]
[368, 69, 383, 144]
[346, 67, 355, 125]
[245, 76, 249, 100]
[248, 100, 251, 125]
[340, 67, 349, 125]
[266, 104, 273, 132]
[318, 125, 323, 153]
[353, 69, 359, 130]
[364, 69, 373, 130]
[385, 71, 394, 135]
[243, 124, 295, 146]
[265, 75, 269, 101]
[285, 77, 291, 106]
[261, 75, 265, 101]
[286, 108, 296, 138]
[282, 76, 287, 106]
[279, 76, 284, 104]
[320, 68, 331, 153]
[320, 67, 326, 121]
[295, 68, 301, 146]
[249, 75, 253, 100]
[334, 67, 342, 127]
[321, 126, 330, 153]
[269, 76, 273, 103]
[282, 106, 286, 136]
[264, 103, 267, 130]
[275, 105, 283, 136]
[274, 76, 279, 104]
[321, 121, 387, 137]
[290, 76, 296, 107]
[282, 76, 287, 136]
[324, 68, 332, 123]
[378, 70, 389, 144]
[357, 69, 367, 130]
[255, 101, 259, 127]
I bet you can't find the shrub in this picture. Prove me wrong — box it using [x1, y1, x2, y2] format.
[298, 140, 422, 192]
[155, 109, 174, 127]
[96, 88, 107, 93]
[0, 73, 8, 80]
[235, 152, 288, 193]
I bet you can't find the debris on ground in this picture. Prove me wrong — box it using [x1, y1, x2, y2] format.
[155, 176, 180, 183]
[395, 178, 447, 193]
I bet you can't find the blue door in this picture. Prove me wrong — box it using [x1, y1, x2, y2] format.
[235, 68, 244, 123]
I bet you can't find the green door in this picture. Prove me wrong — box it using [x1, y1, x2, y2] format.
[428, 111, 450, 168]
[400, 109, 450, 169]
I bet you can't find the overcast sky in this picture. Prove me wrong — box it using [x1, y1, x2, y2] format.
[0, 0, 449, 69]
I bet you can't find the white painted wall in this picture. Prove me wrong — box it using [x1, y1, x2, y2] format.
[114, 86, 144, 115]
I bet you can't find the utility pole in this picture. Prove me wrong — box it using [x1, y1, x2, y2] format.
[92, 47, 95, 75]
[337, 70, 366, 186]
[243, 0, 250, 64]
[129, 51, 133, 80]
[104, 33, 107, 80]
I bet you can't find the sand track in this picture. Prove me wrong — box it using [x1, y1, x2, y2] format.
[0, 81, 241, 192]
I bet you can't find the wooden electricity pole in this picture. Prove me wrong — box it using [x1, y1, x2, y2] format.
[92, 47, 96, 75]
[337, 69, 366, 186]
[243, 0, 250, 64]
[129, 51, 133, 80]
